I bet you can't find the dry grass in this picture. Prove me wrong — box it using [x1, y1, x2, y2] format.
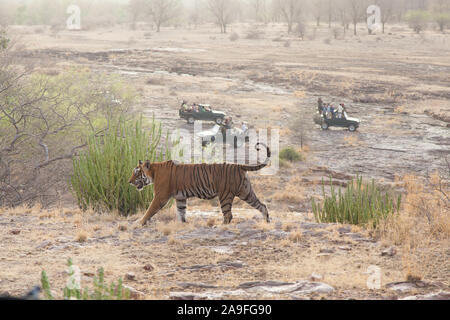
[344, 135, 363, 147]
[76, 229, 89, 243]
[377, 172, 449, 281]
[272, 175, 306, 203]
[288, 230, 303, 243]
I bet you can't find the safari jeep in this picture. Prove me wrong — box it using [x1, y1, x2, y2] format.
[179, 104, 226, 125]
[314, 111, 361, 132]
[197, 124, 249, 149]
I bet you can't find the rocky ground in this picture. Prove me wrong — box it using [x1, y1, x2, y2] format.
[0, 206, 448, 300]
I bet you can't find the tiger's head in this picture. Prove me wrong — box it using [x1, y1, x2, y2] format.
[129, 160, 153, 191]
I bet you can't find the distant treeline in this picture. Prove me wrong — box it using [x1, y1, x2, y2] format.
[0, 0, 449, 33]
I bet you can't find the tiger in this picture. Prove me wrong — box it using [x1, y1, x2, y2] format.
[129, 143, 271, 226]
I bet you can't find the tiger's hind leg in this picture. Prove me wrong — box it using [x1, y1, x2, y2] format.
[238, 177, 270, 223]
[219, 194, 235, 224]
[176, 199, 187, 223]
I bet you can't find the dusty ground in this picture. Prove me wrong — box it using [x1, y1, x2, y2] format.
[0, 22, 449, 299]
[0, 205, 448, 300]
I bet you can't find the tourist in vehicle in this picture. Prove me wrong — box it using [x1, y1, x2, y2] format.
[181, 100, 189, 111]
[317, 98, 323, 113]
[337, 104, 344, 119]
[241, 122, 248, 132]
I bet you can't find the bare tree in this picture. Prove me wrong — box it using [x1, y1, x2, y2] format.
[205, 0, 239, 33]
[146, 0, 182, 32]
[249, 0, 269, 23]
[273, 0, 304, 33]
[326, 0, 333, 27]
[346, 0, 365, 35]
[0, 40, 132, 207]
[336, 0, 350, 34]
[129, 0, 145, 30]
[311, 0, 325, 26]
[375, 0, 395, 33]
[188, 0, 201, 28]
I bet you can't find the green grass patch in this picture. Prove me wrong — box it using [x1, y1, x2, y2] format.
[312, 176, 401, 228]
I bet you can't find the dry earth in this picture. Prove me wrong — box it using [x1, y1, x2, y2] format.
[0, 22, 449, 299]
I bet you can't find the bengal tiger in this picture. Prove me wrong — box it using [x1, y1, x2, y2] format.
[129, 143, 271, 226]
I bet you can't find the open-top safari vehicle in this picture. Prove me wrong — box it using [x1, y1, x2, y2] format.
[197, 124, 250, 149]
[179, 101, 226, 125]
[314, 111, 361, 132]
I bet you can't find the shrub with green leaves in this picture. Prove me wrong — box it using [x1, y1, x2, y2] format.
[404, 10, 431, 33]
[312, 176, 401, 228]
[279, 147, 303, 162]
[70, 116, 170, 216]
[41, 258, 130, 300]
[0, 30, 9, 50]
[434, 12, 450, 32]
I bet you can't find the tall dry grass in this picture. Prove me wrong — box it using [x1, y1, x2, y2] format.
[377, 171, 449, 280]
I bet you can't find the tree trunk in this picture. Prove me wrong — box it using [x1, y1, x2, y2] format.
[353, 22, 357, 35]
[317, 17, 320, 26]
[382, 22, 385, 33]
[156, 22, 161, 32]
[288, 21, 292, 33]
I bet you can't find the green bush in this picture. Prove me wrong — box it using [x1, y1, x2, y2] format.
[0, 30, 9, 50]
[405, 10, 431, 33]
[434, 12, 450, 32]
[312, 176, 401, 228]
[70, 116, 170, 216]
[41, 258, 130, 300]
[279, 147, 303, 162]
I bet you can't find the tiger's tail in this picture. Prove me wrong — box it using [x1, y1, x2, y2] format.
[240, 143, 271, 172]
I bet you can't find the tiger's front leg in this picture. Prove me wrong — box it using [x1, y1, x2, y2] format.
[139, 197, 169, 226]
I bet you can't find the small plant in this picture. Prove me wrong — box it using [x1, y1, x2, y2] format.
[312, 176, 401, 228]
[40, 258, 131, 300]
[279, 147, 303, 162]
[0, 29, 10, 50]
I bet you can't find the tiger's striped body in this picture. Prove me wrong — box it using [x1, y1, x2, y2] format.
[129, 143, 271, 225]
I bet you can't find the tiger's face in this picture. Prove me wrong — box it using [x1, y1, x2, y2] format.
[129, 161, 152, 191]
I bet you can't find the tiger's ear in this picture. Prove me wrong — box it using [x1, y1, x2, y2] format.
[139, 160, 143, 166]
[145, 160, 151, 169]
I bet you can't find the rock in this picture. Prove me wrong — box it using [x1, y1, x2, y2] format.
[239, 280, 334, 295]
[381, 246, 397, 257]
[401, 291, 450, 300]
[238, 281, 294, 289]
[143, 264, 154, 272]
[35, 240, 52, 249]
[83, 271, 95, 277]
[386, 281, 428, 293]
[177, 282, 218, 289]
[309, 273, 323, 281]
[10, 229, 20, 235]
[180, 261, 245, 271]
[210, 246, 234, 254]
[169, 290, 247, 300]
[123, 285, 146, 299]
[319, 248, 335, 254]
[125, 272, 136, 281]
[338, 246, 352, 251]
